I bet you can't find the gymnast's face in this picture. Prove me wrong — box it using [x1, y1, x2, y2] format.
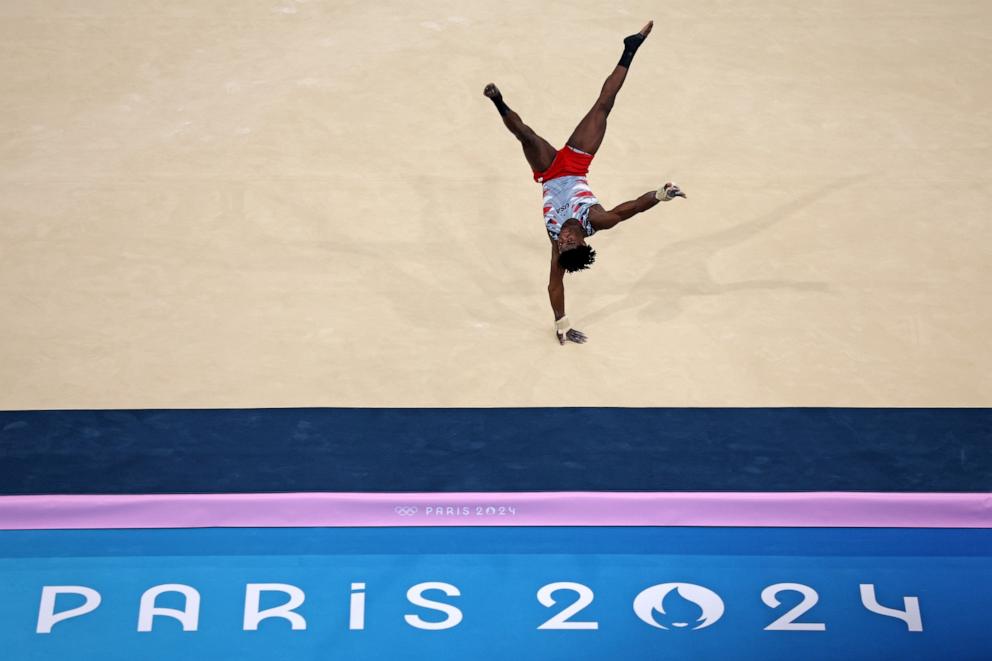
[557, 221, 585, 252]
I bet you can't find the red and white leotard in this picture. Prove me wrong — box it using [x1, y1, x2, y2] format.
[533, 145, 600, 240]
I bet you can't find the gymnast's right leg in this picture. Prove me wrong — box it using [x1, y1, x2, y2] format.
[484, 83, 557, 174]
[566, 20, 653, 156]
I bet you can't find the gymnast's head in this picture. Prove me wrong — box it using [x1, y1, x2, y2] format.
[557, 219, 596, 272]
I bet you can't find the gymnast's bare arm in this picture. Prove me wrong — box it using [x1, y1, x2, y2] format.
[548, 240, 588, 345]
[588, 183, 686, 232]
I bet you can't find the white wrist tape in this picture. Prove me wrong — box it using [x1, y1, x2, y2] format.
[655, 182, 680, 201]
[555, 316, 571, 334]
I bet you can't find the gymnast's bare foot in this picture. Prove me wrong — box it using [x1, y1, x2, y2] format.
[623, 21, 653, 51]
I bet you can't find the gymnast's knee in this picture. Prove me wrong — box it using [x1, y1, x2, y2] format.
[595, 98, 615, 115]
[515, 127, 538, 143]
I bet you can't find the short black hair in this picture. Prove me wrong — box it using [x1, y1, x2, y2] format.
[558, 245, 596, 272]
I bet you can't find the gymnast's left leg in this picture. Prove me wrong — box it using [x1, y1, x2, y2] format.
[484, 83, 558, 173]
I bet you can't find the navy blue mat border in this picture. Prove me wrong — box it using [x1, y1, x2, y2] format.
[1, 408, 989, 494]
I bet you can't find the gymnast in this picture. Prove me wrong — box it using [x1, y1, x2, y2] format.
[484, 21, 686, 344]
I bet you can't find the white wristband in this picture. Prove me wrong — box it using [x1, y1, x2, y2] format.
[555, 315, 571, 334]
[655, 182, 681, 201]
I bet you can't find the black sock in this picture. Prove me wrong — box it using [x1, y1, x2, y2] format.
[490, 94, 510, 117]
[618, 33, 645, 68]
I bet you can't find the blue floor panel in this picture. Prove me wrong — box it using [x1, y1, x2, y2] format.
[1, 527, 989, 660]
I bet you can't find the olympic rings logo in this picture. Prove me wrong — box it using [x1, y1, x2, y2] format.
[394, 506, 419, 516]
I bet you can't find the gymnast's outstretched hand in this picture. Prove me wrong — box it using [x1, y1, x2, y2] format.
[656, 182, 687, 201]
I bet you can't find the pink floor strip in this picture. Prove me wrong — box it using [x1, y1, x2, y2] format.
[0, 492, 989, 529]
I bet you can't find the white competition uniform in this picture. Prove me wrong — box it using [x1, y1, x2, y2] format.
[542, 175, 600, 240]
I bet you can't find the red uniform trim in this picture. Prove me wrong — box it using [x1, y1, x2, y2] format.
[533, 146, 594, 183]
